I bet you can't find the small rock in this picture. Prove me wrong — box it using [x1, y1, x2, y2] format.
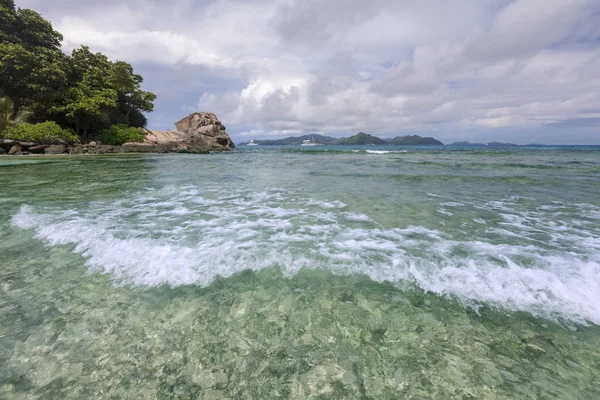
[88, 141, 97, 146]
[8, 144, 22, 155]
[39, 138, 67, 145]
[18, 142, 36, 147]
[342, 371, 356, 383]
[44, 144, 66, 154]
[28, 145, 47, 154]
[122, 143, 167, 153]
[394, 367, 404, 385]
[0, 147, 5, 155]
[499, 369, 519, 382]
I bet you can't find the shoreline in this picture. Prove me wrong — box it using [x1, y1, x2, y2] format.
[0, 140, 231, 156]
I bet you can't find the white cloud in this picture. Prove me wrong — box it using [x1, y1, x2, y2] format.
[15, 0, 600, 143]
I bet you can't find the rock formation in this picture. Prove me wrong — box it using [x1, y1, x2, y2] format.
[123, 112, 234, 153]
[175, 112, 234, 151]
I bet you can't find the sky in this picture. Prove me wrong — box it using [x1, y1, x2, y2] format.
[16, 0, 600, 144]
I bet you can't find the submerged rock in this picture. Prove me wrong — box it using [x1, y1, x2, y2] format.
[72, 144, 122, 154]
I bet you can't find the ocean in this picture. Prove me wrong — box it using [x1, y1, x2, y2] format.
[1, 145, 599, 398]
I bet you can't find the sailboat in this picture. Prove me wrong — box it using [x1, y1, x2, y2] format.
[301, 135, 317, 146]
[300, 125, 321, 146]
[247, 138, 258, 146]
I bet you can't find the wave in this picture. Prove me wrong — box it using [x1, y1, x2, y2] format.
[365, 150, 408, 154]
[11, 187, 600, 325]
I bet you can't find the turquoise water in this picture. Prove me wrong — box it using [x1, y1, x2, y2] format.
[1, 146, 600, 398]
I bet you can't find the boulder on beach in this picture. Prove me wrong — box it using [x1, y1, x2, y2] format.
[8, 144, 22, 155]
[44, 144, 67, 154]
[124, 112, 235, 153]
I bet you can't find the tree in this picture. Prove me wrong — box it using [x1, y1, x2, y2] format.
[110, 61, 157, 126]
[50, 47, 117, 137]
[13, 8, 62, 51]
[0, 1, 67, 115]
[0, 42, 68, 113]
[0, 1, 17, 44]
[53, 73, 117, 137]
[0, 4, 156, 137]
[0, 96, 32, 133]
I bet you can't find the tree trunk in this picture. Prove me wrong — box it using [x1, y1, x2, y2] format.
[83, 115, 91, 140]
[126, 100, 132, 119]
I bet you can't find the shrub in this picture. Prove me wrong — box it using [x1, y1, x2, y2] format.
[1, 121, 79, 143]
[98, 124, 146, 146]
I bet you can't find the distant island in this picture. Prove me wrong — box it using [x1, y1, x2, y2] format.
[447, 141, 518, 146]
[336, 132, 388, 145]
[242, 132, 443, 146]
[386, 135, 444, 145]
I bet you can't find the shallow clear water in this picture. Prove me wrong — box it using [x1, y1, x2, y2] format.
[1, 146, 600, 398]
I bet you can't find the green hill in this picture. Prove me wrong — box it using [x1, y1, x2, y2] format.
[447, 141, 486, 146]
[387, 135, 443, 145]
[241, 132, 444, 146]
[243, 134, 337, 146]
[447, 141, 517, 146]
[335, 132, 387, 145]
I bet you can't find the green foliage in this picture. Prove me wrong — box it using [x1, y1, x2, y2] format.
[0, 96, 32, 132]
[0, 2, 156, 139]
[13, 8, 63, 51]
[0, 2, 67, 113]
[110, 60, 157, 126]
[1, 121, 78, 142]
[98, 124, 146, 146]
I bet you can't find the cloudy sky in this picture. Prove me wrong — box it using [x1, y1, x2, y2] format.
[16, 0, 600, 144]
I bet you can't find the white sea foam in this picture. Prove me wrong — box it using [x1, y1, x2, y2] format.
[343, 212, 374, 222]
[365, 150, 408, 154]
[440, 202, 466, 207]
[437, 209, 454, 217]
[305, 199, 347, 209]
[11, 188, 600, 326]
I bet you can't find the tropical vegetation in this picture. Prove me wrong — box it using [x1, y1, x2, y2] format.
[1, 121, 78, 143]
[0, 96, 32, 132]
[0, 0, 156, 143]
[98, 124, 146, 146]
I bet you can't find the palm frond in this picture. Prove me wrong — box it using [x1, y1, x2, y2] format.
[0, 97, 11, 132]
[11, 109, 33, 125]
[0, 97, 12, 122]
[0, 97, 33, 132]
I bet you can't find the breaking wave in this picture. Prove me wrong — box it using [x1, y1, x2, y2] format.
[11, 186, 600, 325]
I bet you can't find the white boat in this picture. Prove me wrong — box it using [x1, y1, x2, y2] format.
[300, 125, 321, 146]
[301, 135, 318, 146]
[247, 139, 258, 146]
